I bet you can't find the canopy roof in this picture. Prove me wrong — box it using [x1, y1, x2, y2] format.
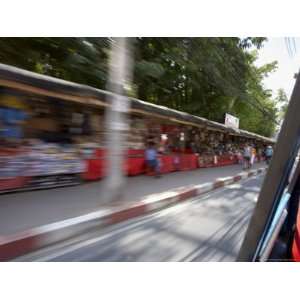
[0, 63, 275, 144]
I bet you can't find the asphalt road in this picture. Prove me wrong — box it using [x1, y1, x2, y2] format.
[17, 175, 264, 262]
[0, 163, 265, 235]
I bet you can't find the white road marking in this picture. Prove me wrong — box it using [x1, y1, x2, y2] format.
[20, 174, 264, 261]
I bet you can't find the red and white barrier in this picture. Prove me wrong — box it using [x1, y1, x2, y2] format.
[0, 167, 267, 261]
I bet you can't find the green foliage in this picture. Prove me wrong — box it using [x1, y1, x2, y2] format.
[133, 37, 278, 137]
[135, 60, 165, 79]
[275, 88, 289, 122]
[0, 37, 279, 137]
[276, 88, 289, 103]
[0, 37, 110, 87]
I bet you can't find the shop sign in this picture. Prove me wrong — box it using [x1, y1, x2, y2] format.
[225, 113, 239, 129]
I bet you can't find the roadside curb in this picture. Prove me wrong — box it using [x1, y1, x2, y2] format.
[0, 167, 267, 261]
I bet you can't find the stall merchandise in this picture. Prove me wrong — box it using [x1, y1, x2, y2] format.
[198, 154, 214, 168]
[0, 148, 29, 192]
[127, 117, 147, 149]
[0, 149, 27, 179]
[0, 141, 86, 192]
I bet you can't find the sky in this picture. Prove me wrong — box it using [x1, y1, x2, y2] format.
[255, 37, 300, 99]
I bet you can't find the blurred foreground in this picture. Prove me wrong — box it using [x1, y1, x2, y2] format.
[0, 40, 274, 261]
[0, 163, 265, 235]
[14, 174, 264, 261]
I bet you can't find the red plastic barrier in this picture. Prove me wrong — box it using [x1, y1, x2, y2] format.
[82, 159, 106, 181]
[160, 155, 176, 174]
[86, 148, 147, 178]
[83, 149, 213, 179]
[126, 157, 145, 176]
[82, 148, 105, 181]
[145, 155, 176, 176]
[189, 154, 198, 169]
[179, 154, 189, 171]
[126, 149, 145, 176]
[216, 154, 238, 167]
[0, 177, 29, 192]
[179, 154, 198, 171]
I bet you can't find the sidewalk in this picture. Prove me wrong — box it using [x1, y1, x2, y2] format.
[0, 163, 266, 235]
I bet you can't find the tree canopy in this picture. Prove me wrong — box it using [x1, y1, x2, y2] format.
[276, 88, 289, 123]
[0, 37, 282, 137]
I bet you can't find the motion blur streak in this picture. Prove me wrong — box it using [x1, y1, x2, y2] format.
[14, 175, 264, 262]
[0, 38, 275, 261]
[104, 37, 134, 203]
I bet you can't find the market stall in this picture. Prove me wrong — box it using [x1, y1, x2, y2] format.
[0, 89, 103, 192]
[0, 147, 30, 192]
[0, 63, 276, 192]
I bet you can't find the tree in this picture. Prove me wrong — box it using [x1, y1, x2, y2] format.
[0, 37, 279, 137]
[0, 37, 110, 88]
[133, 37, 278, 137]
[275, 88, 289, 123]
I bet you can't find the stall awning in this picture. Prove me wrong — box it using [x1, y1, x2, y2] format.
[0, 63, 275, 144]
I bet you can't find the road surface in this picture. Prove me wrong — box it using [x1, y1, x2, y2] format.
[16, 174, 264, 262]
[0, 163, 265, 235]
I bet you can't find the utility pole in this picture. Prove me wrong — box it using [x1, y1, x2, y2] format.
[104, 38, 133, 204]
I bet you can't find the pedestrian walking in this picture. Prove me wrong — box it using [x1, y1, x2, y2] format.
[250, 146, 256, 167]
[265, 145, 273, 165]
[243, 144, 252, 170]
[145, 142, 161, 177]
[237, 148, 243, 165]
